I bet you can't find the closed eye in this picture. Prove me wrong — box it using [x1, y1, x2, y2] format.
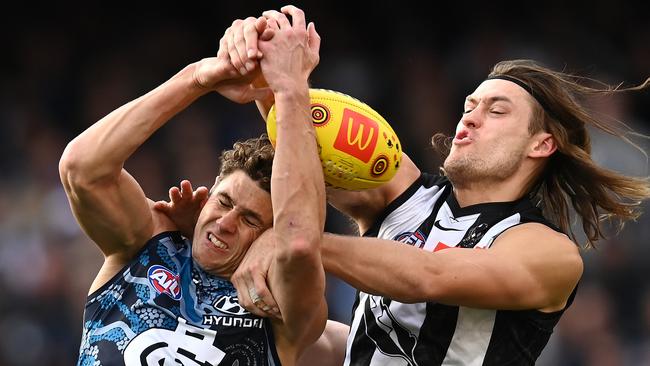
[218, 197, 233, 208]
[243, 216, 260, 228]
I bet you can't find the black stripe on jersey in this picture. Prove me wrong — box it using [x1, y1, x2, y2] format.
[413, 303, 459, 365]
[481, 285, 578, 366]
[347, 302, 375, 366]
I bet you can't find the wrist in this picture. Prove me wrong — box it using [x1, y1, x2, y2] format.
[190, 59, 226, 93]
[269, 78, 310, 97]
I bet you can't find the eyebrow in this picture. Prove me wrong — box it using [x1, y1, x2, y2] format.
[218, 192, 264, 224]
[465, 95, 514, 105]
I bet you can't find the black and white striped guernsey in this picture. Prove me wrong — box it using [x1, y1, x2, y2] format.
[344, 173, 576, 366]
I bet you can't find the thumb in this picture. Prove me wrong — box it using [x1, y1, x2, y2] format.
[260, 28, 275, 42]
[307, 22, 321, 53]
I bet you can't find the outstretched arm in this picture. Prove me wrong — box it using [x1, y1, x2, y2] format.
[258, 5, 328, 358]
[322, 223, 582, 311]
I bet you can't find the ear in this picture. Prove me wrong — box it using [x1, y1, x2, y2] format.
[529, 132, 556, 158]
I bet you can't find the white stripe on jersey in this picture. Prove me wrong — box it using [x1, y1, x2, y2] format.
[442, 307, 496, 365]
[376, 185, 445, 240]
[371, 350, 412, 366]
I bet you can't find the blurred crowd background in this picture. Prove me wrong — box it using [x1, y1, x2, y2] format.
[1, 2, 649, 365]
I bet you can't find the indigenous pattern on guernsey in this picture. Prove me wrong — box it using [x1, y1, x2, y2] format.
[77, 231, 281, 366]
[344, 173, 576, 366]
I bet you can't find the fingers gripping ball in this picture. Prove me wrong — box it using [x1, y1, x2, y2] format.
[266, 89, 402, 190]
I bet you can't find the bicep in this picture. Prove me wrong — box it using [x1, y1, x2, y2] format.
[65, 168, 154, 257]
[429, 224, 582, 310]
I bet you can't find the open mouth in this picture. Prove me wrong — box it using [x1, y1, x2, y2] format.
[207, 232, 228, 250]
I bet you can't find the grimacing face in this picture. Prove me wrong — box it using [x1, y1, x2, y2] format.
[443, 79, 537, 188]
[192, 170, 273, 278]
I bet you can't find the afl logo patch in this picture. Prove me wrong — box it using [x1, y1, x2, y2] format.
[394, 229, 427, 248]
[147, 265, 182, 300]
[310, 104, 330, 126]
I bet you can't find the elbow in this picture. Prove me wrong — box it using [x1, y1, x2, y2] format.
[59, 140, 116, 191]
[59, 141, 83, 189]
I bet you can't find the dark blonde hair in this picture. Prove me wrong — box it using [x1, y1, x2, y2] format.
[219, 134, 274, 193]
[435, 59, 650, 248]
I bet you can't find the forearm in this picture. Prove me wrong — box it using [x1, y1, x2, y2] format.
[272, 86, 326, 250]
[60, 63, 208, 184]
[269, 85, 327, 339]
[322, 233, 441, 303]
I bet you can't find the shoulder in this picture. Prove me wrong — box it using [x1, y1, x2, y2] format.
[494, 223, 580, 259]
[497, 222, 576, 247]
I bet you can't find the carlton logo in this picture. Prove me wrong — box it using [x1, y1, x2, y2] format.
[333, 108, 379, 163]
[148, 265, 182, 300]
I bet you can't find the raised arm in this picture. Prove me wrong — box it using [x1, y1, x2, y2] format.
[59, 37, 271, 265]
[258, 5, 328, 356]
[58, 63, 209, 260]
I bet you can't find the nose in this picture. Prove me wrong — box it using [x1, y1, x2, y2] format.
[461, 106, 482, 129]
[216, 210, 238, 235]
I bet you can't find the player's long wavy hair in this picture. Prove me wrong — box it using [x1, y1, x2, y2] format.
[434, 59, 650, 248]
[218, 134, 274, 193]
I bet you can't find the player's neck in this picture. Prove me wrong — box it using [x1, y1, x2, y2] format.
[452, 176, 529, 208]
[450, 159, 541, 207]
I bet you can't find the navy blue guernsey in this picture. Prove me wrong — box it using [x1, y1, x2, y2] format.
[344, 173, 577, 366]
[77, 231, 281, 366]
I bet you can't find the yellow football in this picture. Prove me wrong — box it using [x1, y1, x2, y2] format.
[266, 88, 402, 190]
